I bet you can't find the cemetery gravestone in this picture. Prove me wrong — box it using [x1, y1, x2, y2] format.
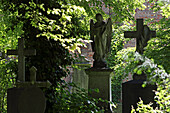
[90, 13, 112, 68]
[17, 66, 51, 113]
[7, 38, 36, 82]
[72, 55, 91, 93]
[85, 13, 113, 113]
[8, 66, 51, 113]
[124, 19, 156, 54]
[7, 38, 51, 113]
[122, 19, 157, 113]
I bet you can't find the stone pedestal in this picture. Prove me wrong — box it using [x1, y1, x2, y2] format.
[122, 80, 157, 113]
[85, 68, 113, 113]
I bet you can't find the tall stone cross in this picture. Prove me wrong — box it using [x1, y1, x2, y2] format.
[7, 38, 36, 82]
[124, 19, 156, 54]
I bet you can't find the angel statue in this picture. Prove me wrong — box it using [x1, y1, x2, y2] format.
[90, 13, 112, 68]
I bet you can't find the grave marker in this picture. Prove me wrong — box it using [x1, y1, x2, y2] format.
[8, 66, 51, 113]
[122, 19, 157, 113]
[16, 66, 51, 88]
[7, 38, 36, 82]
[124, 19, 156, 54]
[17, 66, 51, 113]
[7, 38, 51, 113]
[86, 13, 113, 113]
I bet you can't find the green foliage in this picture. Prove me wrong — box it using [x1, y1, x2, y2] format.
[130, 1, 170, 111]
[109, 46, 170, 112]
[0, 59, 17, 112]
[0, 1, 23, 112]
[46, 82, 105, 113]
[0, 1, 24, 51]
[129, 53, 170, 113]
[0, 0, 160, 112]
[105, 20, 134, 103]
[144, 0, 170, 73]
[106, 21, 136, 103]
[144, 18, 170, 73]
[68, 0, 145, 22]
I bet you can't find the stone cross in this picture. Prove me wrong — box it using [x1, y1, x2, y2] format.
[16, 66, 52, 88]
[124, 19, 156, 54]
[7, 38, 36, 82]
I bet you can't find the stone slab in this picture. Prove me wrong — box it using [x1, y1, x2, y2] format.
[18, 87, 46, 113]
[7, 87, 46, 113]
[7, 87, 25, 113]
[122, 80, 157, 113]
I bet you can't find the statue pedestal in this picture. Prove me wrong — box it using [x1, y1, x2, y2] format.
[85, 68, 113, 113]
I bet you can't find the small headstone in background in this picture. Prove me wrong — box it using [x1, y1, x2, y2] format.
[72, 55, 91, 93]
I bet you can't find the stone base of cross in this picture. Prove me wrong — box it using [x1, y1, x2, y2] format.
[7, 66, 52, 113]
[16, 66, 52, 88]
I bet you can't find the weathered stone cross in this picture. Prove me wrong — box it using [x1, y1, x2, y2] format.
[124, 19, 156, 54]
[16, 66, 52, 88]
[7, 38, 36, 82]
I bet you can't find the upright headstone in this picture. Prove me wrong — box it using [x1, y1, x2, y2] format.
[86, 13, 113, 113]
[7, 38, 51, 113]
[72, 55, 91, 93]
[122, 19, 157, 113]
[17, 66, 51, 113]
[8, 66, 51, 113]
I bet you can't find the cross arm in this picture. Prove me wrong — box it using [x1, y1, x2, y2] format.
[16, 80, 52, 88]
[7, 49, 36, 56]
[124, 31, 137, 38]
[24, 49, 36, 56]
[35, 81, 52, 88]
[7, 50, 18, 55]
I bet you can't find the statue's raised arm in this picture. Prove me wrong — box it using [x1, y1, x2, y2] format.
[90, 13, 112, 68]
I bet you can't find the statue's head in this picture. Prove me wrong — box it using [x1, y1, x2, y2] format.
[96, 13, 103, 22]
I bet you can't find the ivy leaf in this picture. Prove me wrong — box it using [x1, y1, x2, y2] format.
[137, 69, 142, 75]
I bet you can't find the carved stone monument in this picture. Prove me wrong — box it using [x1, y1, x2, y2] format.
[124, 19, 156, 54]
[86, 13, 113, 113]
[7, 38, 51, 113]
[90, 13, 112, 68]
[72, 55, 91, 93]
[7, 38, 36, 82]
[122, 19, 157, 113]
